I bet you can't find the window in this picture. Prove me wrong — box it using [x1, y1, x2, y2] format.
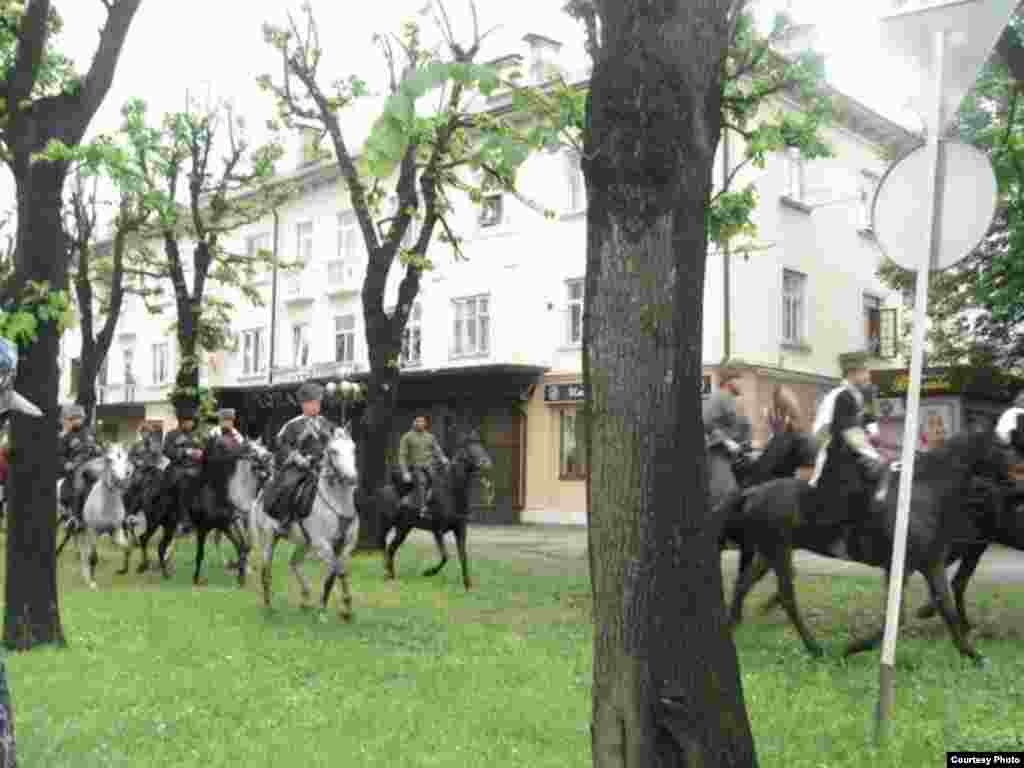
[334, 314, 356, 364]
[402, 302, 423, 367]
[296, 221, 313, 266]
[452, 295, 490, 357]
[859, 172, 879, 231]
[567, 279, 584, 346]
[152, 342, 170, 385]
[292, 323, 311, 367]
[567, 151, 586, 212]
[123, 347, 136, 401]
[246, 232, 272, 261]
[784, 147, 805, 202]
[863, 294, 883, 356]
[69, 357, 81, 398]
[241, 328, 265, 374]
[478, 194, 503, 228]
[782, 269, 807, 346]
[559, 408, 587, 480]
[330, 211, 360, 285]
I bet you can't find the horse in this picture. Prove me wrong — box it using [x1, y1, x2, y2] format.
[56, 444, 135, 589]
[720, 428, 1010, 662]
[254, 427, 360, 620]
[377, 430, 493, 591]
[129, 456, 193, 580]
[913, 472, 1024, 629]
[189, 438, 274, 587]
[209, 439, 274, 574]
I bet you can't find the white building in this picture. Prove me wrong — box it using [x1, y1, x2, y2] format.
[59, 32, 918, 525]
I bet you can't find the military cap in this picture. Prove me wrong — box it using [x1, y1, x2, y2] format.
[296, 381, 324, 402]
[217, 408, 236, 420]
[838, 351, 871, 376]
[63, 404, 86, 420]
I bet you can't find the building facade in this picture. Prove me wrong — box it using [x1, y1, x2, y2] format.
[58, 35, 918, 525]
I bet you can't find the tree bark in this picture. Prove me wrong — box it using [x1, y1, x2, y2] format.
[584, 3, 758, 766]
[4, 161, 68, 650]
[356, 313, 403, 551]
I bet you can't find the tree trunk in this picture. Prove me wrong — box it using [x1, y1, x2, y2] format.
[585, 4, 757, 767]
[357, 356, 400, 551]
[76, 341, 98, 426]
[4, 163, 68, 651]
[174, 299, 200, 407]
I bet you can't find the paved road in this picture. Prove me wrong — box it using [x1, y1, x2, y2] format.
[465, 524, 1024, 585]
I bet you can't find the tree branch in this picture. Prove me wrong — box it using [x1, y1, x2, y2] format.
[8, 0, 52, 108]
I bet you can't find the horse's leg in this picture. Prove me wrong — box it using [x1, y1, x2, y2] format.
[289, 541, 313, 610]
[262, 533, 280, 611]
[384, 523, 412, 580]
[228, 515, 250, 588]
[315, 540, 339, 622]
[917, 542, 987, 630]
[922, 558, 984, 663]
[728, 550, 772, 628]
[56, 522, 75, 558]
[454, 520, 472, 590]
[76, 528, 94, 589]
[157, 523, 176, 579]
[136, 516, 156, 574]
[337, 518, 359, 621]
[771, 546, 823, 658]
[193, 527, 209, 586]
[423, 528, 449, 577]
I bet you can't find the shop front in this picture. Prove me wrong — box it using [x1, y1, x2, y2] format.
[871, 366, 1024, 459]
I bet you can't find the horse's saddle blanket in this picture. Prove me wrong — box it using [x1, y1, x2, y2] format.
[268, 474, 318, 521]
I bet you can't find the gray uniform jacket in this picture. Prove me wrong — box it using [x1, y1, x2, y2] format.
[703, 389, 751, 449]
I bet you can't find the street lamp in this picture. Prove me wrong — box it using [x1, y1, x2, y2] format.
[870, 0, 1016, 745]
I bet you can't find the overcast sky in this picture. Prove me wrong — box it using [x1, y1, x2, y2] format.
[0, 0, 914, 216]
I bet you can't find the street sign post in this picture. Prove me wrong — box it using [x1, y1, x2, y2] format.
[869, 0, 1015, 745]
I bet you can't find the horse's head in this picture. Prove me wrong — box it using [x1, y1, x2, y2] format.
[244, 438, 275, 485]
[323, 426, 358, 487]
[454, 429, 493, 476]
[928, 428, 1012, 486]
[104, 443, 133, 492]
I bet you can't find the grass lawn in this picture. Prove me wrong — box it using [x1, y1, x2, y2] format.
[1, 533, 1023, 767]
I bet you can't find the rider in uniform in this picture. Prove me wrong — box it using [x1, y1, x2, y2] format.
[263, 381, 336, 527]
[703, 367, 752, 510]
[204, 408, 246, 512]
[162, 403, 206, 535]
[58, 404, 104, 530]
[398, 414, 449, 518]
[809, 351, 886, 534]
[125, 422, 163, 518]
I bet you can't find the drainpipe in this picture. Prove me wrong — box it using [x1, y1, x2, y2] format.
[268, 209, 280, 386]
[721, 129, 732, 367]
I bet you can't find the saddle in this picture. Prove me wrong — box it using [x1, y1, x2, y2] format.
[266, 470, 318, 524]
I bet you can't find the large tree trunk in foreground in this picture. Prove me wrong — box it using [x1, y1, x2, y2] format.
[584, 3, 757, 766]
[4, 163, 68, 650]
[357, 329, 402, 551]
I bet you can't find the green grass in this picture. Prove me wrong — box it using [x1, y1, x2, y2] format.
[2, 534, 1023, 767]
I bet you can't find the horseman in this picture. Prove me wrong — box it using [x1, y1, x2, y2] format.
[162, 403, 206, 534]
[125, 422, 163, 517]
[704, 367, 752, 509]
[398, 414, 449, 519]
[809, 351, 886, 532]
[203, 408, 247, 512]
[58, 404, 104, 530]
[263, 381, 336, 528]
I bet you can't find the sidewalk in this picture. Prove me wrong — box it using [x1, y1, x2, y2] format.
[467, 524, 1024, 585]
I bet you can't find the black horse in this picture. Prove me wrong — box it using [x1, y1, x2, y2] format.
[377, 430, 493, 590]
[913, 474, 1024, 629]
[720, 428, 1010, 662]
[188, 439, 273, 587]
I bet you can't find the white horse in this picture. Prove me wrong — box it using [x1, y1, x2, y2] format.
[56, 444, 134, 589]
[254, 427, 360, 621]
[212, 439, 274, 573]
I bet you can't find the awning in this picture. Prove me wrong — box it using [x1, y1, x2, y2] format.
[348, 363, 548, 403]
[95, 403, 146, 421]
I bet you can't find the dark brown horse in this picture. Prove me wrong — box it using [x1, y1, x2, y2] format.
[720, 428, 1010, 662]
[377, 431, 492, 590]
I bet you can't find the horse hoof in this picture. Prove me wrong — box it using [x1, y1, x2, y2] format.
[806, 644, 824, 659]
[316, 611, 329, 624]
[89, 582, 98, 591]
[973, 654, 989, 668]
[916, 605, 937, 620]
[300, 603, 314, 612]
[463, 580, 472, 591]
[136, 564, 149, 574]
[422, 568, 440, 578]
[115, 568, 128, 576]
[194, 577, 208, 587]
[341, 612, 354, 623]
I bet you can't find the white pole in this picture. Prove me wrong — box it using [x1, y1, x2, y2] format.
[875, 27, 948, 744]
